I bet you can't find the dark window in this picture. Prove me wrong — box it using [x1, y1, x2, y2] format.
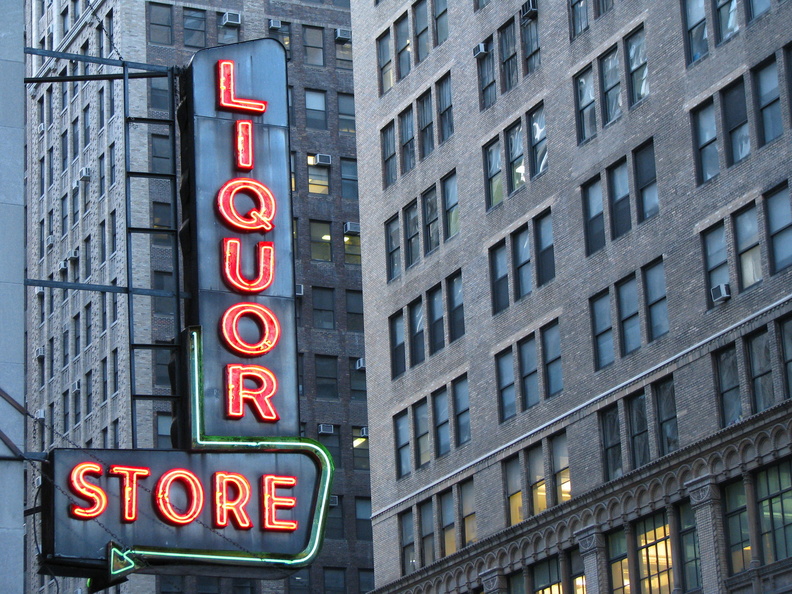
[151, 134, 172, 174]
[448, 272, 464, 341]
[571, 0, 589, 37]
[485, 139, 503, 209]
[512, 225, 532, 299]
[271, 22, 291, 60]
[518, 335, 539, 409]
[601, 48, 622, 124]
[756, 61, 782, 146]
[414, 400, 430, 467]
[602, 405, 622, 481]
[315, 356, 338, 400]
[356, 498, 372, 539]
[303, 26, 324, 66]
[323, 568, 345, 594]
[148, 2, 173, 45]
[679, 501, 702, 590]
[400, 107, 416, 174]
[409, 299, 425, 367]
[685, 0, 708, 63]
[442, 172, 459, 239]
[576, 68, 597, 142]
[338, 93, 355, 133]
[414, 0, 429, 63]
[349, 358, 367, 400]
[395, 14, 411, 79]
[766, 186, 792, 273]
[427, 285, 444, 354]
[535, 211, 555, 286]
[529, 104, 547, 176]
[703, 223, 729, 303]
[288, 569, 310, 594]
[386, 216, 401, 280]
[748, 0, 771, 21]
[434, 0, 448, 46]
[496, 348, 516, 421]
[305, 90, 327, 129]
[500, 20, 518, 92]
[626, 28, 648, 104]
[522, 15, 540, 74]
[591, 291, 614, 369]
[391, 312, 406, 378]
[584, 177, 605, 255]
[453, 375, 470, 445]
[722, 79, 750, 166]
[716, 345, 742, 426]
[313, 287, 335, 330]
[628, 392, 650, 468]
[401, 510, 416, 574]
[381, 122, 397, 187]
[716, 0, 738, 41]
[490, 242, 509, 314]
[437, 74, 454, 142]
[609, 161, 631, 239]
[734, 205, 761, 289]
[346, 290, 363, 332]
[478, 39, 496, 109]
[378, 31, 393, 94]
[694, 101, 719, 183]
[634, 140, 659, 221]
[419, 499, 434, 565]
[543, 321, 562, 397]
[325, 499, 344, 539]
[340, 158, 358, 200]
[183, 9, 206, 47]
[617, 276, 640, 355]
[217, 13, 239, 45]
[506, 122, 525, 193]
[336, 39, 352, 70]
[417, 91, 434, 158]
[433, 387, 449, 456]
[644, 259, 669, 341]
[756, 460, 792, 563]
[460, 479, 476, 546]
[655, 377, 679, 455]
[747, 330, 774, 412]
[395, 411, 410, 477]
[404, 202, 421, 267]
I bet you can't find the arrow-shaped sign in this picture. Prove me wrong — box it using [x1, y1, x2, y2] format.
[108, 543, 139, 577]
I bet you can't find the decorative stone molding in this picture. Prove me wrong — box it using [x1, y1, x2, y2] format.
[684, 475, 719, 508]
[480, 567, 505, 593]
[574, 525, 604, 554]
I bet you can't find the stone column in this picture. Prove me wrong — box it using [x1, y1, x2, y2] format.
[575, 525, 607, 594]
[480, 567, 507, 594]
[686, 474, 727, 592]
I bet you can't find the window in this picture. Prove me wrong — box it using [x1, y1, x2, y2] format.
[576, 68, 597, 142]
[596, 0, 613, 15]
[313, 287, 335, 330]
[318, 425, 340, 464]
[748, 0, 771, 21]
[414, 0, 429, 63]
[519, 335, 539, 409]
[679, 501, 702, 590]
[83, 105, 91, 149]
[434, 0, 448, 46]
[405, 202, 420, 267]
[386, 217, 401, 280]
[617, 276, 640, 355]
[350, 426, 369, 471]
[591, 291, 614, 370]
[346, 291, 363, 332]
[417, 91, 435, 159]
[324, 568, 345, 593]
[148, 3, 172, 45]
[724, 481, 751, 573]
[485, 139, 504, 209]
[217, 13, 239, 44]
[626, 28, 648, 105]
[513, 226, 532, 300]
[305, 90, 327, 129]
[703, 223, 729, 304]
[453, 375, 470, 445]
[636, 512, 672, 593]
[448, 271, 465, 341]
[747, 330, 774, 412]
[608, 161, 632, 239]
[310, 221, 332, 261]
[552, 433, 570, 503]
[355, 498, 372, 539]
[533, 556, 561, 594]
[716, 345, 742, 426]
[543, 321, 562, 397]
[694, 102, 719, 183]
[496, 348, 516, 421]
[442, 172, 459, 239]
[338, 93, 355, 134]
[716, 0, 738, 41]
[634, 140, 658, 221]
[528, 445, 546, 514]
[529, 104, 547, 177]
[584, 178, 605, 256]
[419, 499, 434, 565]
[756, 61, 782, 146]
[395, 15, 411, 79]
[535, 212, 555, 286]
[344, 230, 361, 265]
[109, 144, 116, 185]
[490, 242, 509, 314]
[391, 312, 406, 378]
[643, 259, 668, 341]
[153, 271, 175, 314]
[601, 48, 622, 124]
[151, 134, 172, 174]
[571, 0, 589, 37]
[336, 39, 352, 70]
[433, 387, 449, 456]
[400, 108, 416, 174]
[378, 31, 393, 94]
[500, 20, 518, 93]
[439, 490, 456, 556]
[438, 74, 454, 142]
[505, 456, 523, 526]
[303, 26, 324, 66]
[734, 205, 761, 289]
[288, 569, 310, 593]
[601, 405, 622, 480]
[723, 80, 750, 166]
[684, 0, 708, 63]
[427, 285, 444, 354]
[522, 14, 540, 74]
[460, 479, 476, 545]
[507, 122, 525, 193]
[767, 186, 792, 273]
[350, 358, 367, 400]
[478, 40, 496, 109]
[756, 460, 792, 563]
[382, 122, 397, 187]
[629, 393, 650, 468]
[395, 410, 411, 478]
[271, 22, 291, 60]
[340, 158, 358, 201]
[183, 9, 206, 47]
[409, 300, 425, 367]
[414, 400, 430, 467]
[655, 377, 679, 455]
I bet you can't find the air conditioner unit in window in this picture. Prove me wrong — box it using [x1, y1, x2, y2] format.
[37, 123, 45, 134]
[34, 475, 42, 488]
[314, 153, 332, 166]
[221, 11, 241, 27]
[520, 0, 538, 20]
[35, 286, 45, 297]
[35, 408, 46, 420]
[72, 179, 80, 190]
[71, 380, 80, 393]
[67, 248, 79, 261]
[45, 235, 55, 248]
[268, 19, 282, 30]
[355, 357, 366, 371]
[318, 423, 334, 435]
[328, 495, 339, 507]
[35, 347, 46, 359]
[78, 167, 91, 181]
[335, 28, 352, 43]
[343, 221, 360, 235]
[47, 25, 53, 37]
[58, 260, 68, 271]
[295, 283, 304, 296]
[711, 283, 731, 304]
[360, 426, 369, 438]
[473, 42, 489, 58]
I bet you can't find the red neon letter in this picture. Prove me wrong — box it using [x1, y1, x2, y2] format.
[216, 178, 277, 233]
[220, 302, 281, 357]
[216, 60, 267, 114]
[109, 465, 151, 523]
[222, 238, 275, 294]
[236, 120, 254, 170]
[154, 469, 205, 526]
[69, 462, 108, 519]
[262, 475, 298, 531]
[213, 472, 253, 529]
[225, 364, 280, 422]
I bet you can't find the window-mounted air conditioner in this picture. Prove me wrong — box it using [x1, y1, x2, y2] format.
[328, 495, 339, 507]
[344, 221, 360, 235]
[38, 123, 46, 134]
[35, 347, 46, 359]
[473, 42, 489, 58]
[45, 235, 55, 248]
[35, 408, 46, 420]
[72, 380, 80, 393]
[58, 260, 68, 271]
[711, 283, 731, 304]
[314, 153, 332, 166]
[318, 423, 334, 435]
[335, 28, 352, 43]
[72, 179, 80, 190]
[359, 426, 369, 438]
[35, 286, 45, 297]
[67, 248, 79, 261]
[268, 19, 282, 30]
[354, 357, 366, 371]
[520, 0, 538, 20]
[221, 11, 241, 27]
[78, 167, 91, 181]
[34, 475, 42, 488]
[295, 284, 304, 296]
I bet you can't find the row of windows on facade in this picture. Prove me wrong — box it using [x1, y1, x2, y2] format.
[381, 72, 453, 188]
[692, 51, 787, 185]
[35, 2, 114, 66]
[294, 156, 358, 199]
[286, 566, 374, 594]
[311, 425, 369, 472]
[297, 354, 367, 401]
[263, 21, 352, 70]
[377, 0, 449, 95]
[299, 286, 363, 332]
[304, 220, 360, 264]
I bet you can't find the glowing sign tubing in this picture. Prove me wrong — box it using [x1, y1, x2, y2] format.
[155, 469, 205, 526]
[109, 465, 151, 522]
[225, 364, 280, 422]
[220, 302, 281, 357]
[216, 178, 277, 233]
[216, 60, 267, 114]
[69, 462, 108, 519]
[222, 238, 275, 294]
[236, 120, 254, 170]
[213, 472, 253, 529]
[262, 475, 298, 531]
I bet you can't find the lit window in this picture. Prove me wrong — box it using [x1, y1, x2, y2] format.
[439, 490, 455, 555]
[533, 556, 561, 594]
[552, 433, 570, 503]
[725, 481, 750, 573]
[460, 479, 476, 545]
[309, 221, 332, 261]
[528, 445, 546, 514]
[504, 456, 523, 525]
[506, 121, 525, 193]
[352, 427, 369, 470]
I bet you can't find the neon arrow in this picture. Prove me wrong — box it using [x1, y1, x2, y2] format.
[108, 543, 140, 578]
